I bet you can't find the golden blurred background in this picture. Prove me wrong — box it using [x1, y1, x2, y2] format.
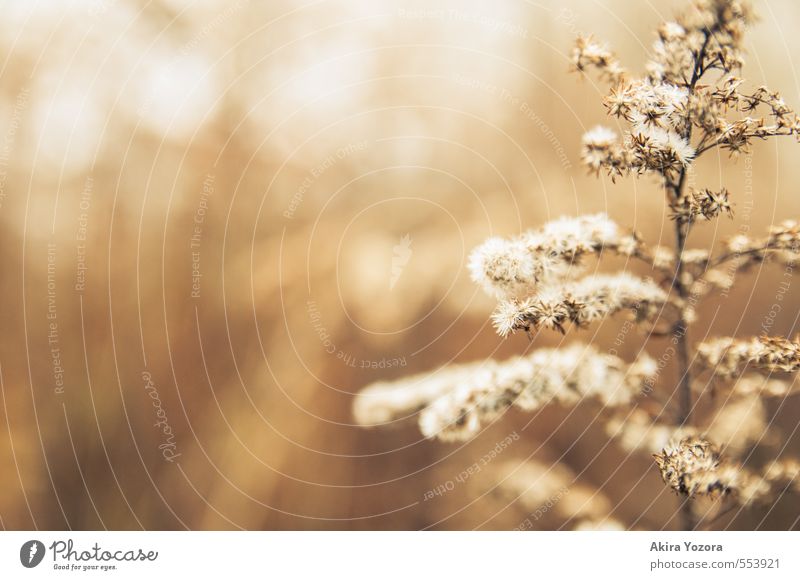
[1, 0, 799, 530]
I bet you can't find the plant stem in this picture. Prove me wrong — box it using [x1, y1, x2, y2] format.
[666, 29, 712, 533]
[672, 216, 696, 531]
[669, 139, 695, 533]
[670, 166, 696, 533]
[673, 220, 692, 426]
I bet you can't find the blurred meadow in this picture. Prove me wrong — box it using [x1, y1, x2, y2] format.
[1, 0, 799, 530]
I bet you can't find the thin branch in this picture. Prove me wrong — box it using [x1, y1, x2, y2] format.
[667, 25, 714, 533]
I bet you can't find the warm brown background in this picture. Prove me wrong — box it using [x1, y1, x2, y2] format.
[0, 0, 798, 530]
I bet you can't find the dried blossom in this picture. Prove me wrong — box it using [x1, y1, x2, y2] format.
[494, 460, 619, 527]
[355, 0, 800, 530]
[691, 221, 800, 289]
[768, 220, 800, 250]
[608, 397, 765, 457]
[681, 249, 711, 269]
[576, 0, 798, 183]
[355, 344, 656, 442]
[491, 273, 667, 336]
[703, 81, 800, 155]
[699, 268, 735, 292]
[647, 0, 755, 85]
[580, 125, 696, 179]
[654, 436, 737, 497]
[729, 458, 800, 506]
[628, 127, 695, 177]
[468, 214, 639, 299]
[670, 188, 733, 223]
[705, 395, 767, 455]
[581, 126, 632, 179]
[611, 81, 690, 130]
[762, 459, 800, 494]
[353, 362, 481, 426]
[655, 436, 800, 506]
[418, 344, 656, 441]
[571, 36, 625, 84]
[651, 245, 676, 271]
[607, 410, 696, 455]
[728, 374, 797, 399]
[696, 335, 800, 378]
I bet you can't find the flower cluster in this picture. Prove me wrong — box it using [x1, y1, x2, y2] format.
[580, 126, 631, 180]
[761, 460, 800, 496]
[353, 362, 477, 427]
[579, 73, 697, 180]
[688, 220, 800, 296]
[607, 410, 696, 455]
[608, 394, 765, 457]
[468, 214, 639, 299]
[670, 188, 733, 223]
[728, 374, 797, 399]
[468, 214, 667, 337]
[653, 0, 754, 79]
[571, 36, 625, 84]
[354, 344, 656, 442]
[704, 396, 767, 455]
[767, 220, 800, 251]
[654, 436, 739, 498]
[630, 128, 696, 178]
[733, 459, 800, 506]
[491, 273, 667, 337]
[579, 119, 695, 181]
[706, 80, 800, 156]
[494, 459, 626, 530]
[654, 436, 800, 507]
[696, 335, 800, 378]
[721, 220, 800, 271]
[354, 0, 800, 530]
[575, 0, 799, 184]
[605, 81, 689, 130]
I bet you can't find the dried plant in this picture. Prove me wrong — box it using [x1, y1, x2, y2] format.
[354, 0, 800, 530]
[492, 459, 627, 531]
[355, 343, 657, 442]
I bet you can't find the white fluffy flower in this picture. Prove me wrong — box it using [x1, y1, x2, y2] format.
[582, 125, 618, 148]
[468, 214, 637, 300]
[468, 237, 535, 298]
[353, 344, 657, 442]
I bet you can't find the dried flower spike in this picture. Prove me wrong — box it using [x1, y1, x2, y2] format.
[654, 436, 736, 498]
[571, 35, 626, 84]
[491, 273, 667, 337]
[468, 213, 639, 299]
[356, 344, 656, 442]
[697, 335, 800, 378]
